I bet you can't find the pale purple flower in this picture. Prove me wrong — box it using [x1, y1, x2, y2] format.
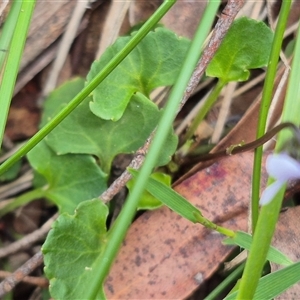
[260, 152, 300, 205]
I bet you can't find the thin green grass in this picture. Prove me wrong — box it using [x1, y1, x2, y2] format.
[238, 2, 300, 298]
[0, 1, 36, 147]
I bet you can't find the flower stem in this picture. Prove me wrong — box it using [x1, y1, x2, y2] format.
[184, 79, 225, 142]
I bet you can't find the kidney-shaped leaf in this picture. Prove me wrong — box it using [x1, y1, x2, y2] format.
[206, 17, 273, 82]
[39, 77, 85, 128]
[44, 88, 176, 172]
[43, 78, 177, 172]
[27, 141, 107, 214]
[87, 27, 190, 121]
[43, 199, 108, 299]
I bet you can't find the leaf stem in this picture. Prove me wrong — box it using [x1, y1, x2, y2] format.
[0, 188, 45, 218]
[193, 211, 235, 237]
[251, 0, 291, 232]
[204, 262, 245, 300]
[183, 79, 225, 142]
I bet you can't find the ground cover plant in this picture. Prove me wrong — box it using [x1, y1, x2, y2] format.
[0, 0, 300, 299]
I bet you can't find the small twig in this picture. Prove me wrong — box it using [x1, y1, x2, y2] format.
[99, 0, 245, 203]
[186, 122, 298, 163]
[100, 135, 152, 203]
[178, 0, 245, 111]
[0, 251, 44, 297]
[0, 213, 57, 259]
[0, 270, 48, 288]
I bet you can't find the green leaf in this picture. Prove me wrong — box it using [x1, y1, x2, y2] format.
[206, 17, 273, 82]
[44, 83, 177, 172]
[223, 231, 293, 266]
[87, 27, 190, 121]
[129, 169, 202, 223]
[127, 172, 171, 210]
[224, 261, 300, 299]
[43, 199, 108, 299]
[39, 77, 85, 128]
[27, 140, 107, 214]
[155, 128, 178, 167]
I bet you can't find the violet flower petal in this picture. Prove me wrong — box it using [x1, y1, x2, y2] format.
[259, 180, 285, 206]
[266, 152, 300, 181]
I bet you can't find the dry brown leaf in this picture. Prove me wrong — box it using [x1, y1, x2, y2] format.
[16, 1, 104, 95]
[6, 83, 40, 141]
[13, 200, 43, 234]
[20, 1, 77, 71]
[104, 152, 269, 299]
[103, 54, 291, 299]
[129, 0, 160, 27]
[161, 0, 207, 39]
[129, 0, 206, 39]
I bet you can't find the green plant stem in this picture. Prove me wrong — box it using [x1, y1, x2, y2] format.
[227, 261, 300, 300]
[194, 211, 235, 237]
[0, 1, 22, 70]
[237, 2, 294, 299]
[0, 0, 175, 176]
[0, 188, 45, 218]
[0, 1, 36, 148]
[251, 0, 291, 232]
[204, 262, 245, 300]
[184, 79, 225, 142]
[89, 1, 221, 299]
